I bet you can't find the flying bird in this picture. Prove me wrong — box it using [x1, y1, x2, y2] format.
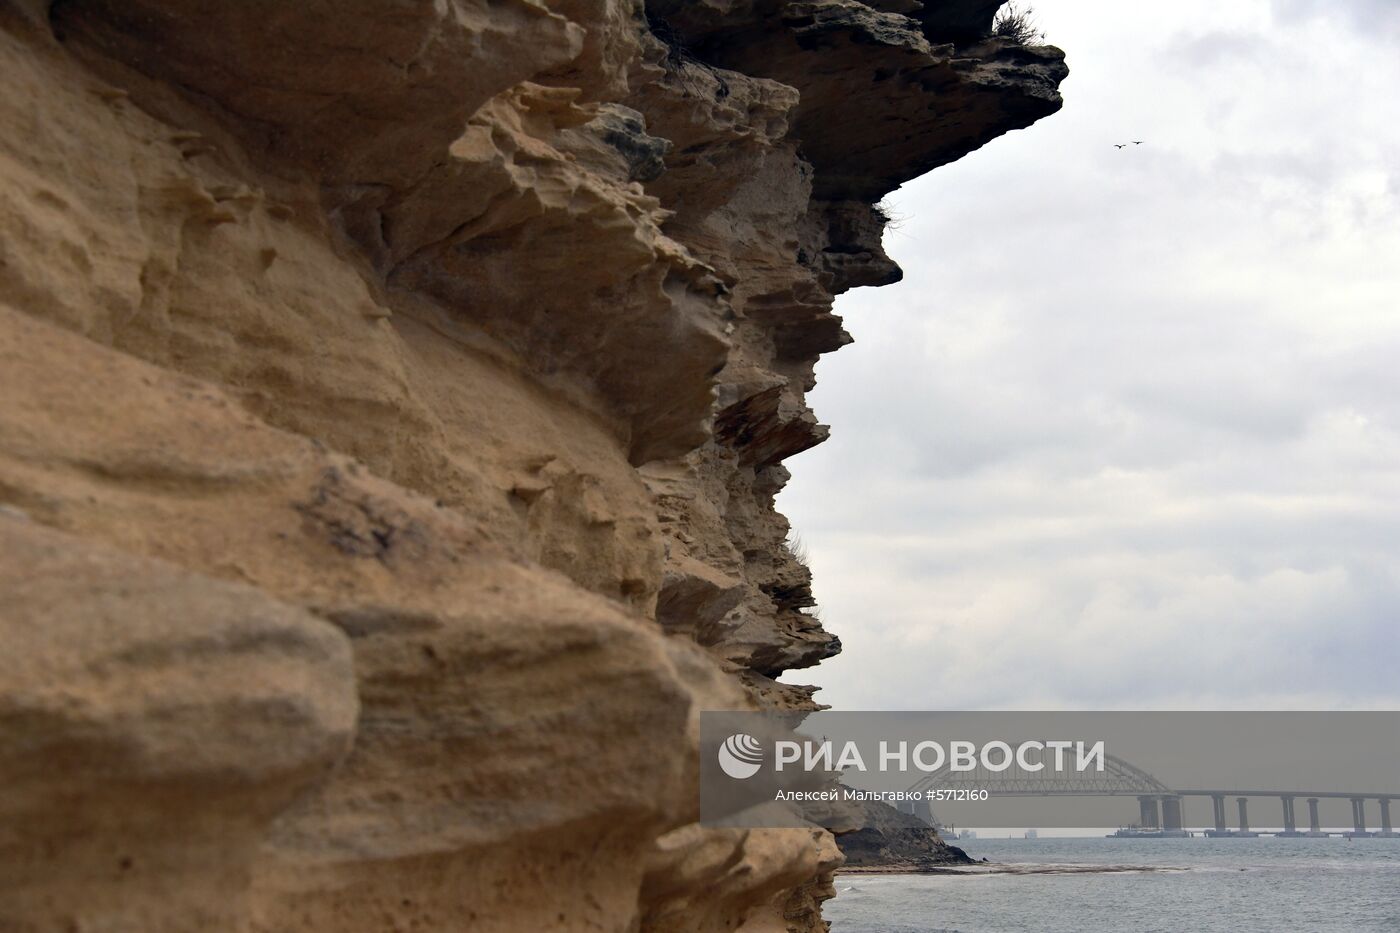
[1132, 140, 1145, 145]
[1114, 144, 1127, 149]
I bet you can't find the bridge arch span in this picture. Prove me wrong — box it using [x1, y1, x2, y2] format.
[906, 748, 1173, 797]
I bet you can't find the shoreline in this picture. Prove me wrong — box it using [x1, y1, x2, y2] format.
[840, 863, 1188, 876]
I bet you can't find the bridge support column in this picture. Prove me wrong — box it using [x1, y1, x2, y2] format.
[1237, 797, 1250, 834]
[1212, 794, 1227, 833]
[1161, 796, 1183, 832]
[1307, 797, 1324, 836]
[1280, 796, 1297, 835]
[1138, 795, 1161, 830]
[1350, 797, 1370, 837]
[1380, 798, 1394, 837]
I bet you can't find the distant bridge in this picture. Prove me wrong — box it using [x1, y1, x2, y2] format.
[904, 752, 1397, 837]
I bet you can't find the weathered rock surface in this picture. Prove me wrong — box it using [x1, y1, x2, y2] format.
[0, 516, 357, 933]
[835, 798, 974, 870]
[0, 0, 1063, 929]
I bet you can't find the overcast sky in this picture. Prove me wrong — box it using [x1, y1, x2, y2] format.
[779, 0, 1400, 710]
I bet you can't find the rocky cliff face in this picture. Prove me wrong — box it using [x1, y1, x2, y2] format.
[836, 798, 973, 870]
[0, 1, 1064, 930]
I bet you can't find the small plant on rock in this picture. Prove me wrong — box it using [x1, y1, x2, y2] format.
[991, 3, 1045, 44]
[873, 198, 908, 231]
[786, 531, 809, 564]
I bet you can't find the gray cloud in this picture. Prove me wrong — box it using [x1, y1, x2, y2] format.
[1272, 0, 1400, 36]
[779, 0, 1400, 711]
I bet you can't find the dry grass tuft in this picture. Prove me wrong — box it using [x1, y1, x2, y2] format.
[786, 531, 810, 564]
[992, 3, 1045, 44]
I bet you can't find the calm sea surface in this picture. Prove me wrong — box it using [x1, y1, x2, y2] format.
[825, 837, 1400, 932]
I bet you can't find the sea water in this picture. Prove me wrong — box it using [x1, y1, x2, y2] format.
[824, 836, 1400, 932]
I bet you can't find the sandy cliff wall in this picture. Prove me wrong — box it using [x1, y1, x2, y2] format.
[0, 1, 1064, 930]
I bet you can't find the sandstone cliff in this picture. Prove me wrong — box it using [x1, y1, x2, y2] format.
[0, 2, 1065, 930]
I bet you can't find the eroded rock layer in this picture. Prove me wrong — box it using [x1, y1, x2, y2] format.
[0, 1, 1064, 930]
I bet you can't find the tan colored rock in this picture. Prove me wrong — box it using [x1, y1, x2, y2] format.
[384, 81, 733, 464]
[0, 19, 671, 611]
[641, 825, 842, 932]
[48, 0, 584, 187]
[0, 1, 1066, 929]
[0, 292, 784, 933]
[0, 517, 357, 933]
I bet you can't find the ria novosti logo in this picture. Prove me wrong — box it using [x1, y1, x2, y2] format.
[716, 733, 1110, 781]
[718, 733, 764, 779]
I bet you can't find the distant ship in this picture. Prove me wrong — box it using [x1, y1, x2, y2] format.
[1024, 829, 1039, 839]
[1110, 826, 1191, 838]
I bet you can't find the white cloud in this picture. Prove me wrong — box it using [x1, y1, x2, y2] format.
[780, 0, 1400, 710]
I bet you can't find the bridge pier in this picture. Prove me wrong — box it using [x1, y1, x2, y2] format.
[1236, 797, 1258, 836]
[1349, 797, 1372, 837]
[1138, 795, 1161, 830]
[1212, 794, 1227, 833]
[1161, 795, 1183, 832]
[1305, 797, 1326, 836]
[1277, 795, 1300, 836]
[1380, 798, 1395, 837]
